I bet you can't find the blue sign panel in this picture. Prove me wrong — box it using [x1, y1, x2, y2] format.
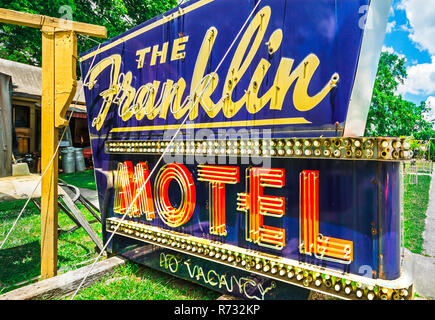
[80, 0, 371, 138]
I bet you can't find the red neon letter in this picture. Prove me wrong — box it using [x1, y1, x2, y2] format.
[237, 168, 286, 250]
[114, 161, 155, 219]
[155, 163, 196, 228]
[134, 162, 155, 221]
[198, 165, 240, 236]
[299, 170, 353, 263]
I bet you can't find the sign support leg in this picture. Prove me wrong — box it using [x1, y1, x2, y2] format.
[40, 26, 59, 279]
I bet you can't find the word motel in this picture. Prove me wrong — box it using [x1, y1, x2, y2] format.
[114, 161, 353, 263]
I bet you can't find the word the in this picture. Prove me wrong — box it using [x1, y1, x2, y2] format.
[136, 36, 189, 68]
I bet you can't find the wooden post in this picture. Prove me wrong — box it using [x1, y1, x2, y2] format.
[0, 8, 106, 279]
[40, 26, 58, 279]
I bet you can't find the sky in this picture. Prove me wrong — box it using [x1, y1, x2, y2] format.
[383, 0, 435, 122]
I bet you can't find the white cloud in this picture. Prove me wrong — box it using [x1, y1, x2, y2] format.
[382, 46, 406, 60]
[386, 21, 396, 33]
[397, 56, 435, 96]
[382, 46, 395, 54]
[425, 96, 435, 122]
[397, 0, 435, 55]
[399, 23, 412, 33]
[426, 96, 435, 106]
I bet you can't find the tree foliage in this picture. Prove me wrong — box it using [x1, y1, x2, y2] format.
[0, 0, 177, 68]
[365, 52, 434, 138]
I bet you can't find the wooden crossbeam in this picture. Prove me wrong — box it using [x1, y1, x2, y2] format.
[0, 8, 107, 37]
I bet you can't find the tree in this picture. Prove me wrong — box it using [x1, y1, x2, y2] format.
[0, 0, 177, 70]
[365, 51, 434, 138]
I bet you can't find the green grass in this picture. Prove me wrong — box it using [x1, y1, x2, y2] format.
[68, 262, 220, 300]
[59, 169, 97, 190]
[403, 174, 432, 254]
[0, 199, 101, 294]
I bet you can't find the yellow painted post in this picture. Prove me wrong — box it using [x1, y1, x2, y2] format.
[0, 8, 106, 279]
[40, 26, 58, 278]
[40, 28, 78, 278]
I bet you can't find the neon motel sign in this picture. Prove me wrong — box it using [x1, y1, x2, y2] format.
[114, 162, 353, 264]
[80, 0, 414, 300]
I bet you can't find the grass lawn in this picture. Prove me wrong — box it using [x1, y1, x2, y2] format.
[403, 173, 432, 254]
[68, 262, 220, 300]
[59, 169, 97, 190]
[0, 199, 101, 294]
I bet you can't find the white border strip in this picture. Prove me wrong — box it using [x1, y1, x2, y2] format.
[343, 0, 393, 137]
